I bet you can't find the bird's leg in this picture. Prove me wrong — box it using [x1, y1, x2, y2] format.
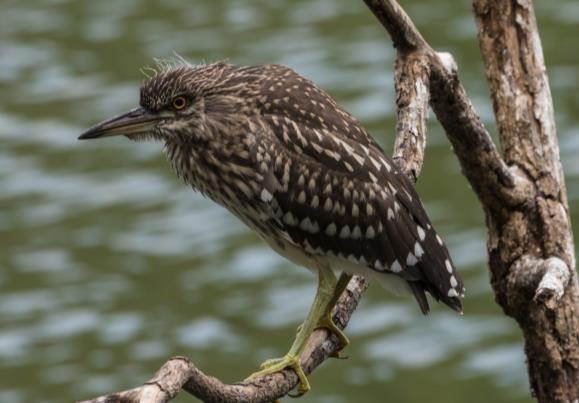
[247, 264, 339, 396]
[317, 272, 352, 355]
[294, 272, 352, 340]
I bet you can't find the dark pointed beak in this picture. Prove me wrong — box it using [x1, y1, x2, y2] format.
[78, 107, 161, 140]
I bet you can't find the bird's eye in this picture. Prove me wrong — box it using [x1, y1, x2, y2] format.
[172, 96, 187, 110]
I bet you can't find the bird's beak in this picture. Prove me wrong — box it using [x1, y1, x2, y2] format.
[78, 107, 161, 140]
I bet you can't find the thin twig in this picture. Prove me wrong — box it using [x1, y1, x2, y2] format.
[362, 0, 426, 51]
[392, 52, 430, 181]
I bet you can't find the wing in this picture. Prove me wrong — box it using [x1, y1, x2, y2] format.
[251, 120, 463, 314]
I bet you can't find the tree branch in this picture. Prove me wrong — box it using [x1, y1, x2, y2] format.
[362, 0, 426, 51]
[80, 277, 369, 403]
[428, 53, 533, 210]
[392, 52, 430, 181]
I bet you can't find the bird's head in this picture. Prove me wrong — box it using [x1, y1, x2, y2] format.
[79, 61, 254, 144]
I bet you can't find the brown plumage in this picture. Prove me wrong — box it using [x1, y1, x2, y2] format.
[81, 61, 465, 314]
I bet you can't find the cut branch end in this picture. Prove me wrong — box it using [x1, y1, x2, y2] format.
[534, 257, 571, 309]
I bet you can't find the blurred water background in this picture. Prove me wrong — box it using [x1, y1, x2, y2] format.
[1, 0, 578, 402]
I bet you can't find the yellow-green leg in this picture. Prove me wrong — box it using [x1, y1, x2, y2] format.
[247, 265, 347, 396]
[319, 272, 352, 354]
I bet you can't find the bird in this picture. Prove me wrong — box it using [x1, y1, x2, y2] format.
[79, 60, 464, 395]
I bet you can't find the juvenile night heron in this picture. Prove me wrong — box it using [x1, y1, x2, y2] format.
[79, 61, 464, 395]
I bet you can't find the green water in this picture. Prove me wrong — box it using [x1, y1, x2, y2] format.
[1, 1, 577, 402]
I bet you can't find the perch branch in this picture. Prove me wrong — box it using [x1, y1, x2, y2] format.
[79, 277, 369, 403]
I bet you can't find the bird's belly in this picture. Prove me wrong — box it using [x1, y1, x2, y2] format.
[322, 255, 412, 296]
[263, 235, 412, 296]
[262, 235, 320, 273]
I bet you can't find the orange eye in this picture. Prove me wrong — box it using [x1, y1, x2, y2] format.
[172, 96, 187, 110]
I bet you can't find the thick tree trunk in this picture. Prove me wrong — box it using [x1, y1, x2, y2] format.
[472, 1, 579, 401]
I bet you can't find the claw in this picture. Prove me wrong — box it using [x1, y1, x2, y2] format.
[329, 350, 349, 359]
[316, 312, 350, 352]
[246, 353, 310, 396]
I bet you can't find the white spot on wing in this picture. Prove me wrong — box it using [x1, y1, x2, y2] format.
[369, 156, 382, 171]
[406, 253, 418, 266]
[313, 129, 323, 141]
[450, 275, 458, 288]
[390, 260, 403, 273]
[374, 260, 386, 271]
[339, 225, 350, 239]
[300, 217, 319, 233]
[260, 189, 273, 202]
[312, 143, 324, 154]
[448, 289, 459, 297]
[323, 198, 333, 211]
[325, 223, 337, 236]
[383, 160, 391, 172]
[417, 225, 426, 241]
[445, 259, 453, 273]
[283, 212, 297, 226]
[325, 149, 341, 161]
[311, 195, 319, 208]
[414, 242, 424, 257]
[394, 201, 401, 213]
[352, 153, 365, 165]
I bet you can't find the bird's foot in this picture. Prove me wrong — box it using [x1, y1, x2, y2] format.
[316, 312, 350, 354]
[246, 353, 310, 396]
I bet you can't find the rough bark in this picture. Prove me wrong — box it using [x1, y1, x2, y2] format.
[472, 1, 579, 401]
[80, 1, 578, 402]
